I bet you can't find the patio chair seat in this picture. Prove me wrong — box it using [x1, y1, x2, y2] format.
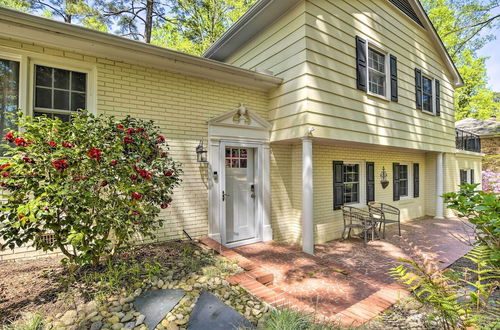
[368, 202, 401, 238]
[341, 205, 379, 244]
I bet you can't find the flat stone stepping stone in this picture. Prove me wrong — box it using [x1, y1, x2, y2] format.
[188, 291, 255, 330]
[134, 289, 185, 330]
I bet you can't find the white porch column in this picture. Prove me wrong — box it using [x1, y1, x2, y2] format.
[435, 152, 444, 219]
[302, 137, 314, 255]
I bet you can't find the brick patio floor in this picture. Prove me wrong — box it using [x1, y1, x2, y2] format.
[229, 216, 473, 326]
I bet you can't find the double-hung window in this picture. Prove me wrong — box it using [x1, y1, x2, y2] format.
[398, 164, 408, 197]
[0, 58, 20, 156]
[459, 169, 474, 185]
[343, 164, 360, 204]
[368, 48, 386, 97]
[34, 65, 87, 122]
[415, 68, 440, 115]
[422, 75, 433, 112]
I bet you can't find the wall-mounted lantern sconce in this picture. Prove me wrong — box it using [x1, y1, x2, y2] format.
[380, 166, 389, 189]
[196, 140, 208, 163]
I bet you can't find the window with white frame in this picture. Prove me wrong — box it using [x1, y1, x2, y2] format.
[0, 57, 20, 156]
[422, 75, 433, 113]
[460, 169, 474, 185]
[343, 163, 360, 204]
[34, 65, 87, 122]
[368, 47, 387, 97]
[398, 164, 409, 197]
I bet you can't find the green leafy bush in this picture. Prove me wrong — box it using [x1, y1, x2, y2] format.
[442, 184, 500, 265]
[0, 111, 182, 265]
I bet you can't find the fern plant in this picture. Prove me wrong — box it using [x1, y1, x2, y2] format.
[390, 240, 499, 329]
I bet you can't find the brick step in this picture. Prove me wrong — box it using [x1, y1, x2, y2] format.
[198, 237, 274, 285]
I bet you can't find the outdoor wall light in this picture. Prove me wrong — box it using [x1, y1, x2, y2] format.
[196, 140, 208, 163]
[380, 166, 389, 189]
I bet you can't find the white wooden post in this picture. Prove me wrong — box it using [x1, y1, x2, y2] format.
[435, 152, 444, 219]
[302, 137, 314, 255]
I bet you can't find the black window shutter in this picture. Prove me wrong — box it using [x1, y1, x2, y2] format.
[393, 163, 400, 201]
[390, 55, 398, 102]
[460, 170, 467, 186]
[356, 36, 367, 92]
[333, 161, 344, 210]
[413, 163, 419, 197]
[366, 162, 375, 203]
[470, 169, 474, 184]
[415, 68, 422, 110]
[435, 79, 441, 116]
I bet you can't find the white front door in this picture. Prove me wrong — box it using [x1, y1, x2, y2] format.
[224, 147, 256, 244]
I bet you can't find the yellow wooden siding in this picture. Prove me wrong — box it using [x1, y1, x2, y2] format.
[226, 0, 458, 152]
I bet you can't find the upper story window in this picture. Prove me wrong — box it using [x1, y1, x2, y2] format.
[368, 48, 386, 97]
[415, 68, 441, 116]
[356, 36, 398, 102]
[34, 65, 87, 122]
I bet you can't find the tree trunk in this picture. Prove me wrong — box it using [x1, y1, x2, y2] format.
[144, 0, 154, 43]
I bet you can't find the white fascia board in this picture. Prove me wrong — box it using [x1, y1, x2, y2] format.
[0, 8, 282, 92]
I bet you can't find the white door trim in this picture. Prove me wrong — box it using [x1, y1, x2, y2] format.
[207, 105, 272, 247]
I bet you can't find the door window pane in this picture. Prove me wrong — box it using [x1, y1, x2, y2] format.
[225, 147, 250, 168]
[0, 58, 20, 156]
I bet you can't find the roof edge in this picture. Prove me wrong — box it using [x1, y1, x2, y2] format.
[409, 0, 464, 88]
[0, 7, 282, 91]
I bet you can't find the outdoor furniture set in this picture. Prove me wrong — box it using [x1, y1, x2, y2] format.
[341, 202, 401, 244]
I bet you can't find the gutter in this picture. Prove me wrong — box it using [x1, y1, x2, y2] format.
[0, 7, 282, 91]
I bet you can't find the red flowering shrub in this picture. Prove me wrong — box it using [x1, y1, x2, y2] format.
[0, 111, 182, 265]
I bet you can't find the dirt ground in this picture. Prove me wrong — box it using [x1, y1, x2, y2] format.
[0, 255, 74, 325]
[0, 241, 204, 326]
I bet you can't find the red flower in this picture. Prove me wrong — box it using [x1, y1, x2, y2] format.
[130, 174, 137, 180]
[135, 128, 144, 133]
[101, 180, 108, 187]
[156, 135, 165, 143]
[110, 160, 117, 166]
[18, 215, 23, 220]
[116, 124, 124, 130]
[123, 137, 133, 144]
[161, 152, 167, 158]
[14, 137, 29, 147]
[88, 148, 102, 161]
[126, 128, 135, 135]
[48, 141, 57, 147]
[52, 159, 67, 171]
[0, 163, 10, 170]
[131, 211, 138, 216]
[62, 142, 74, 148]
[131, 192, 142, 200]
[2, 172, 9, 177]
[22, 156, 34, 163]
[4, 132, 15, 142]
[164, 170, 173, 177]
[137, 169, 152, 180]
[161, 203, 169, 209]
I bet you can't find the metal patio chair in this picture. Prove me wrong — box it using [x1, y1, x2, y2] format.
[341, 205, 379, 244]
[368, 202, 401, 239]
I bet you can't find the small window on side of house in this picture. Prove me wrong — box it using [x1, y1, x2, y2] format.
[343, 163, 360, 204]
[422, 75, 433, 113]
[399, 164, 408, 197]
[34, 65, 87, 122]
[368, 48, 386, 97]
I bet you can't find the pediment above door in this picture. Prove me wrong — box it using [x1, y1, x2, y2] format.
[208, 104, 271, 141]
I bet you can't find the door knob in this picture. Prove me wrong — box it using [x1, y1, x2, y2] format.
[250, 184, 255, 198]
